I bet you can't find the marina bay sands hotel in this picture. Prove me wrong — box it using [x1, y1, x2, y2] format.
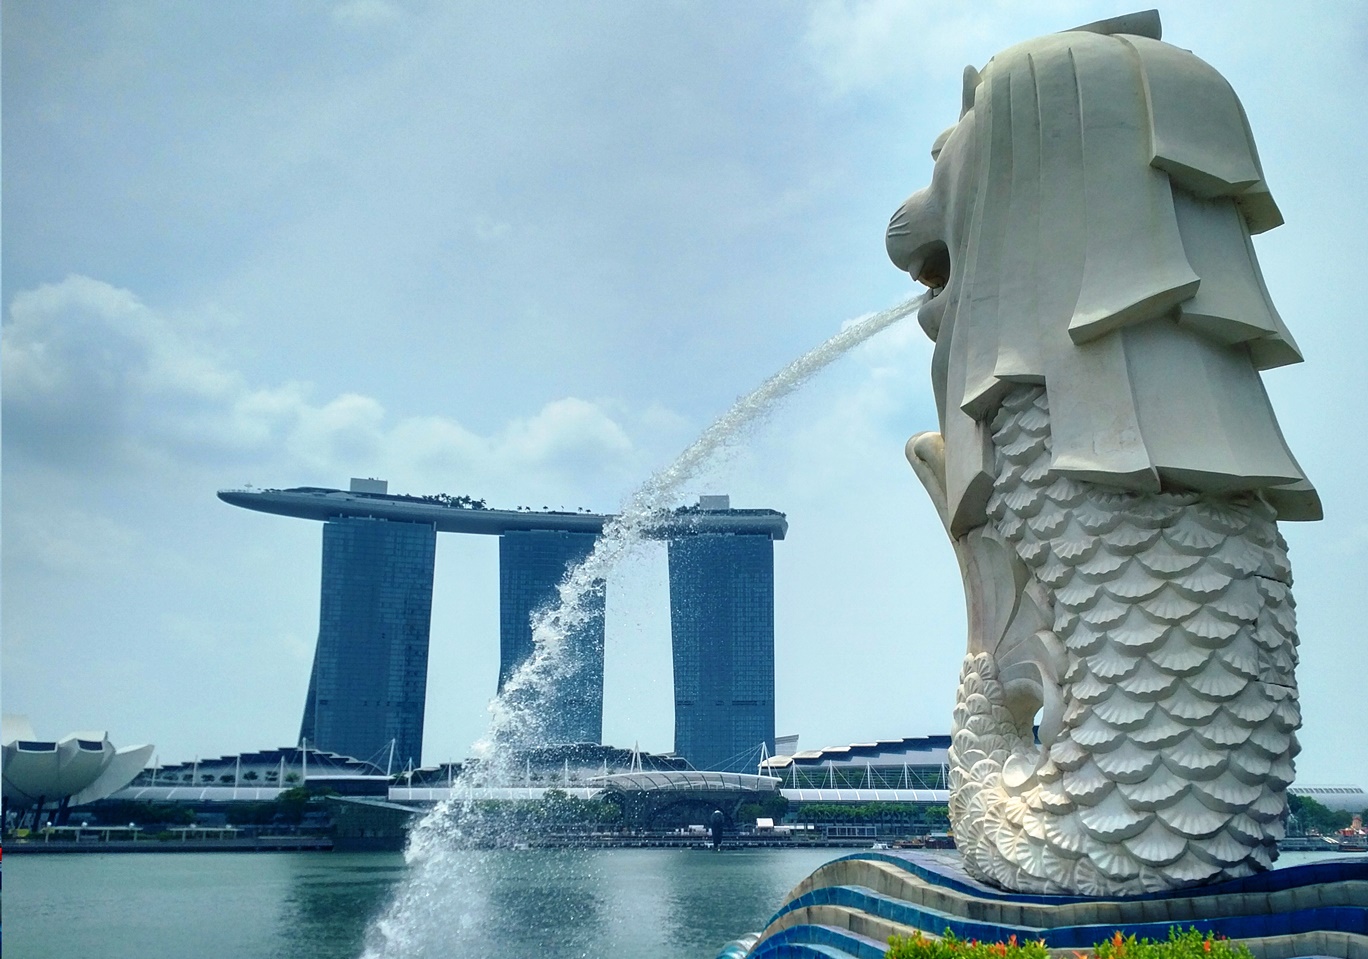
[219, 480, 786, 773]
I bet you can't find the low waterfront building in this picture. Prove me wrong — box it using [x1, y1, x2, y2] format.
[1289, 784, 1368, 813]
[114, 744, 391, 802]
[588, 769, 783, 829]
[760, 735, 951, 800]
[756, 736, 954, 839]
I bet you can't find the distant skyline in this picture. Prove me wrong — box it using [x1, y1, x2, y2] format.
[4, 3, 1366, 786]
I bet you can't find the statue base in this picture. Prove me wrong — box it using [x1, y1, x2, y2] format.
[720, 851, 1368, 959]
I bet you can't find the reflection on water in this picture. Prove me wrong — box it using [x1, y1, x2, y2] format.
[272, 855, 409, 959]
[3, 852, 406, 959]
[652, 848, 840, 958]
[433, 850, 609, 956]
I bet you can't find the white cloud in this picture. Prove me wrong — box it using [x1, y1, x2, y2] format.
[472, 216, 513, 240]
[1, 276, 652, 498]
[501, 397, 632, 463]
[331, 0, 404, 31]
[285, 392, 388, 472]
[3, 275, 253, 465]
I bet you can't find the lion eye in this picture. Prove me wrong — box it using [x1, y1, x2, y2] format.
[930, 125, 955, 161]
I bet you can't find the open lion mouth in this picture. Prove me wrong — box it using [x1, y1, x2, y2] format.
[911, 244, 952, 339]
[915, 243, 951, 295]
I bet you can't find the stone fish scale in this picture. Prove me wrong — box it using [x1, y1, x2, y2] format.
[947, 385, 1301, 895]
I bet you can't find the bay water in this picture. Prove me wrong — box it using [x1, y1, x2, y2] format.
[3, 846, 836, 959]
[4, 848, 1351, 959]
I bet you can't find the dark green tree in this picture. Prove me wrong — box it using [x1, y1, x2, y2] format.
[274, 786, 312, 824]
[1287, 794, 1351, 834]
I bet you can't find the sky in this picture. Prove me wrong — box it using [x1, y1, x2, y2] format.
[3, 1, 1366, 785]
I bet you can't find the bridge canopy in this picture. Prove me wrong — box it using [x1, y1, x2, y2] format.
[588, 770, 781, 793]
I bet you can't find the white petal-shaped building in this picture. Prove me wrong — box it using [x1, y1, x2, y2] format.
[2, 715, 153, 821]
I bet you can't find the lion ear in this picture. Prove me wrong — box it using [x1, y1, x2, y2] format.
[961, 65, 981, 117]
[1065, 9, 1162, 40]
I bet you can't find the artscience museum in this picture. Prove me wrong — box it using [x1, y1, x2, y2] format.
[1, 715, 153, 828]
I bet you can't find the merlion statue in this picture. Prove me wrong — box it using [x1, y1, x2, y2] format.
[888, 10, 1320, 896]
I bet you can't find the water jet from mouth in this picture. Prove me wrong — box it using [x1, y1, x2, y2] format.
[361, 293, 920, 958]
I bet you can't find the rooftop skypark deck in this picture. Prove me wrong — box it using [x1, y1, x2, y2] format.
[217, 486, 788, 539]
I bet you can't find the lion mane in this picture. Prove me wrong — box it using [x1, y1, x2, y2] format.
[887, 12, 1318, 537]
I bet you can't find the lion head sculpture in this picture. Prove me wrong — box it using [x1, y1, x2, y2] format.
[887, 10, 1318, 537]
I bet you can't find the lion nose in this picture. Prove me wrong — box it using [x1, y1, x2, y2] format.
[886, 188, 945, 278]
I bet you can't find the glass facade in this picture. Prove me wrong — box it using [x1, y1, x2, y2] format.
[299, 517, 436, 769]
[499, 530, 604, 744]
[668, 532, 776, 772]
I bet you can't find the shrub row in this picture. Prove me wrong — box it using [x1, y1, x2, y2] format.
[886, 928, 1253, 959]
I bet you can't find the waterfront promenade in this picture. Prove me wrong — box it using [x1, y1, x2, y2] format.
[6, 834, 333, 854]
[4, 829, 876, 854]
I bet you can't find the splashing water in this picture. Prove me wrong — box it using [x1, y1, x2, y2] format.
[361, 294, 920, 958]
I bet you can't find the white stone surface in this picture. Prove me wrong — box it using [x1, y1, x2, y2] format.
[892, 14, 1314, 896]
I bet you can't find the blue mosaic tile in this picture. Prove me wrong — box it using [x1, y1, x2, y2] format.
[747, 851, 1367, 959]
[748, 923, 886, 959]
[769, 881, 1368, 949]
[841, 851, 1368, 905]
